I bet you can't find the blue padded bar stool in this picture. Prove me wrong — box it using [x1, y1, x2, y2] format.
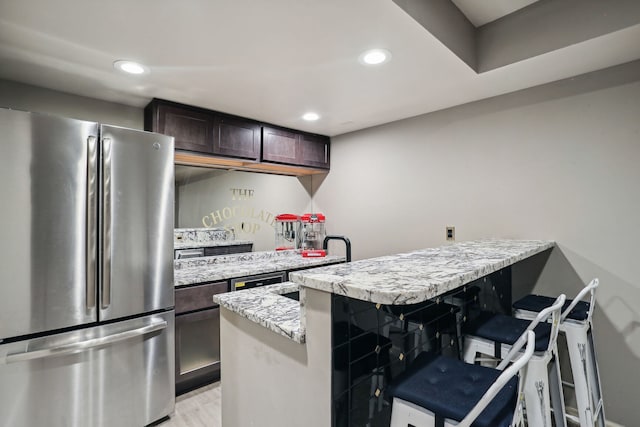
[463, 295, 567, 427]
[388, 330, 536, 427]
[512, 278, 605, 427]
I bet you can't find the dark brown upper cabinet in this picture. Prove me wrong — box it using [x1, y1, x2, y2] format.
[299, 133, 330, 169]
[262, 126, 330, 169]
[146, 99, 330, 173]
[261, 126, 299, 164]
[214, 115, 260, 160]
[145, 102, 215, 153]
[146, 100, 259, 161]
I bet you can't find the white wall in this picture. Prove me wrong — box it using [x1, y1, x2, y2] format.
[314, 60, 640, 425]
[0, 79, 143, 129]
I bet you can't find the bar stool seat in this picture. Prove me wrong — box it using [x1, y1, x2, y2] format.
[513, 294, 590, 321]
[464, 311, 552, 353]
[388, 352, 517, 427]
[388, 331, 536, 427]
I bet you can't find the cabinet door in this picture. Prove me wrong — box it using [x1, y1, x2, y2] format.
[214, 115, 260, 160]
[261, 126, 299, 164]
[300, 133, 330, 169]
[176, 308, 220, 394]
[157, 104, 214, 153]
[175, 281, 228, 314]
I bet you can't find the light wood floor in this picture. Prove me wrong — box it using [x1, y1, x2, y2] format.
[159, 382, 222, 427]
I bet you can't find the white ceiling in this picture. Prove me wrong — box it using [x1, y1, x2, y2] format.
[0, 0, 639, 137]
[451, 0, 540, 27]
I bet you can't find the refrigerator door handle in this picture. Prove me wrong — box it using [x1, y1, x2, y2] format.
[101, 137, 112, 309]
[3, 320, 167, 364]
[86, 135, 98, 309]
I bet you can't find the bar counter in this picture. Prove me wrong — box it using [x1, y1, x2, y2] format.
[215, 239, 554, 427]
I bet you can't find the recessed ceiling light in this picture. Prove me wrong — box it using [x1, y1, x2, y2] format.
[302, 112, 320, 121]
[359, 49, 392, 66]
[113, 60, 149, 75]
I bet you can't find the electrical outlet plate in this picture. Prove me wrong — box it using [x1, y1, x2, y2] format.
[446, 226, 455, 241]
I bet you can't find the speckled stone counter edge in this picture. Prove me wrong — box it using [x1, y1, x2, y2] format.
[214, 283, 306, 343]
[289, 239, 555, 305]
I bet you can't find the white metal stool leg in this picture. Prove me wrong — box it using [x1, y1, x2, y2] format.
[521, 356, 552, 427]
[563, 322, 606, 427]
[549, 348, 568, 427]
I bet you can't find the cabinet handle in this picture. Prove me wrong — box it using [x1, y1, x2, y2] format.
[324, 144, 328, 163]
[4, 321, 167, 364]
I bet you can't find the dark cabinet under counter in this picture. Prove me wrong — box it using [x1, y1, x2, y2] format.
[175, 281, 228, 395]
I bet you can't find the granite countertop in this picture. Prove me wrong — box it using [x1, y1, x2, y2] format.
[214, 282, 305, 343]
[174, 227, 251, 250]
[289, 239, 555, 305]
[174, 250, 345, 287]
[174, 239, 253, 250]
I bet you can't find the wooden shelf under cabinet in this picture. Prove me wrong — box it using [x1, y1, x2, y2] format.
[174, 151, 327, 176]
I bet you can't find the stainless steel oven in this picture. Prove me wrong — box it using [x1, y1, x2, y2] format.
[175, 281, 228, 395]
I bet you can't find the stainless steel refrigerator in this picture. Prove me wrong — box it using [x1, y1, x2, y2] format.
[0, 108, 175, 427]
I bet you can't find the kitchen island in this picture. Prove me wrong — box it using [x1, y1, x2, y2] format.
[215, 239, 554, 427]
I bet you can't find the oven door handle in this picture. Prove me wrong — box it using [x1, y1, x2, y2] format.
[3, 321, 167, 364]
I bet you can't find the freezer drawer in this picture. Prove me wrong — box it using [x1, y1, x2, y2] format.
[0, 312, 175, 427]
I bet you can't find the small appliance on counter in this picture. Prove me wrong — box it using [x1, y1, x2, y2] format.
[275, 214, 300, 251]
[300, 213, 327, 257]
